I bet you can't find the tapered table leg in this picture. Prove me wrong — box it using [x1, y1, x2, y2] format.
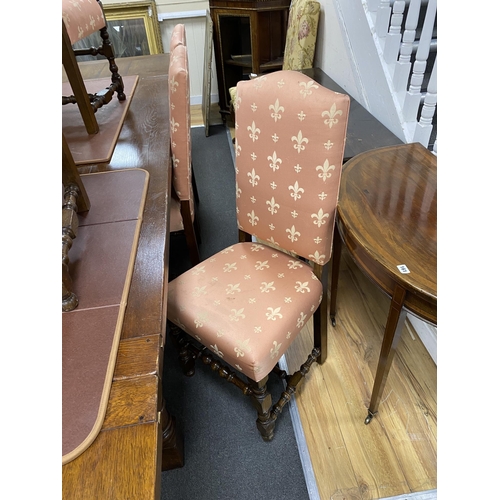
[365, 283, 407, 424]
[330, 220, 342, 326]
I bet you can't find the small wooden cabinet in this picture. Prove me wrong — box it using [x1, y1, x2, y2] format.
[209, 0, 291, 118]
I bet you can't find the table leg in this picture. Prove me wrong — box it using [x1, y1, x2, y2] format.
[330, 221, 342, 326]
[365, 283, 407, 424]
[160, 398, 185, 470]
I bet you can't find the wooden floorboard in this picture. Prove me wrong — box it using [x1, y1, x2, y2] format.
[191, 106, 437, 500]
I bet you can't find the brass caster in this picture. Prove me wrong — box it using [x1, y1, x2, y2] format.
[364, 410, 376, 425]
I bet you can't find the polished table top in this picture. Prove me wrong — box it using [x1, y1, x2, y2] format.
[338, 142, 437, 323]
[62, 54, 176, 500]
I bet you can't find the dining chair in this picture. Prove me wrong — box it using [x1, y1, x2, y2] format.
[228, 0, 321, 111]
[282, 0, 321, 70]
[62, 0, 125, 135]
[167, 70, 350, 440]
[168, 36, 201, 266]
[170, 23, 186, 51]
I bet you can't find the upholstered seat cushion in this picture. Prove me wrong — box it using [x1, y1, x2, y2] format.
[167, 242, 322, 382]
[62, 0, 106, 45]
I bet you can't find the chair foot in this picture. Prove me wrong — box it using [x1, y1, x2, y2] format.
[247, 376, 276, 441]
[256, 417, 276, 442]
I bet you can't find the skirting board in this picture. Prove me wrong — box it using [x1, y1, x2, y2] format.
[407, 314, 437, 365]
[379, 490, 437, 500]
[190, 93, 219, 106]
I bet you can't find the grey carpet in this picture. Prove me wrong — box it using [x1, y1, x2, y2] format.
[161, 124, 310, 500]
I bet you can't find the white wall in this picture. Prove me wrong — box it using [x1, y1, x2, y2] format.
[314, 0, 405, 142]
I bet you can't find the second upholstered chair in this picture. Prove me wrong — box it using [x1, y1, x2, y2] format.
[167, 70, 349, 440]
[282, 0, 321, 70]
[62, 0, 125, 135]
[228, 0, 320, 111]
[168, 26, 201, 266]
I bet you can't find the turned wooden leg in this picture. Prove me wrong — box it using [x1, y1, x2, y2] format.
[160, 397, 184, 470]
[313, 263, 329, 364]
[98, 23, 126, 101]
[168, 322, 197, 376]
[365, 283, 407, 424]
[247, 376, 275, 441]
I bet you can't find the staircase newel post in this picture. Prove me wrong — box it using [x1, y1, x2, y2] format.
[383, 0, 406, 68]
[375, 0, 391, 38]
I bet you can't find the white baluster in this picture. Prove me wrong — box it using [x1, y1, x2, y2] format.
[393, 0, 421, 100]
[403, 0, 437, 122]
[433, 138, 437, 155]
[413, 56, 437, 148]
[384, 0, 407, 67]
[376, 0, 392, 38]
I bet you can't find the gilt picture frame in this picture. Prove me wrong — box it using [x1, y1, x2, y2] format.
[72, 1, 164, 59]
[103, 1, 164, 57]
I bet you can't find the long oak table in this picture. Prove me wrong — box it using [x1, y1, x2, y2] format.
[62, 54, 183, 500]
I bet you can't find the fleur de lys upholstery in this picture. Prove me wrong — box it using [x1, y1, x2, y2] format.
[62, 0, 106, 45]
[167, 70, 349, 440]
[168, 28, 201, 266]
[282, 0, 321, 71]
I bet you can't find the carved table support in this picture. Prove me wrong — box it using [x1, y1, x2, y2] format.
[160, 397, 184, 471]
[62, 184, 81, 312]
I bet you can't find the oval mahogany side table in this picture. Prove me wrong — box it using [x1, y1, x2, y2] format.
[329, 143, 437, 424]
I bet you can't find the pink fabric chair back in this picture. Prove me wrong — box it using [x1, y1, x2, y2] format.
[234, 70, 350, 265]
[169, 43, 193, 205]
[170, 24, 187, 52]
[62, 0, 106, 45]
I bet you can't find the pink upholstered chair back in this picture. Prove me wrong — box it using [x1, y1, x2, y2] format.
[170, 24, 187, 53]
[234, 70, 349, 265]
[62, 0, 106, 45]
[169, 43, 194, 207]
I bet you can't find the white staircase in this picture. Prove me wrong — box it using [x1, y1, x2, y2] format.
[365, 0, 437, 151]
